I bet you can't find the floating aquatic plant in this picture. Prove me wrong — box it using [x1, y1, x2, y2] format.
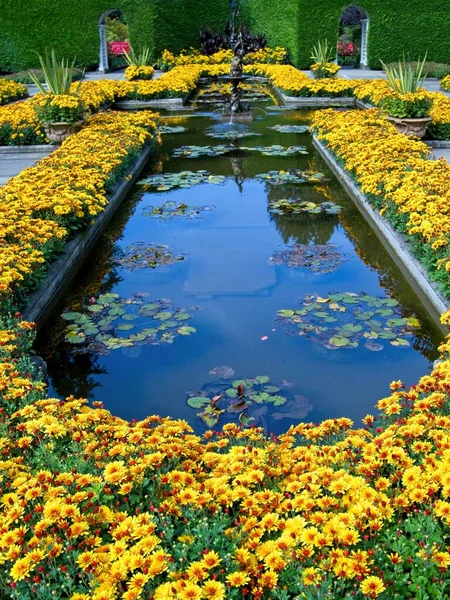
[62, 293, 197, 355]
[158, 125, 187, 134]
[269, 198, 341, 215]
[142, 201, 215, 219]
[276, 293, 421, 351]
[206, 129, 261, 140]
[137, 170, 225, 191]
[256, 169, 327, 185]
[269, 125, 310, 133]
[116, 243, 185, 271]
[269, 244, 348, 273]
[241, 144, 308, 156]
[208, 365, 235, 378]
[186, 375, 289, 428]
[173, 145, 232, 158]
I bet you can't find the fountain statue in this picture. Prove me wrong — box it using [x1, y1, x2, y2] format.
[221, 30, 252, 121]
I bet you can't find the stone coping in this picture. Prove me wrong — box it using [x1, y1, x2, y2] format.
[313, 135, 449, 333]
[274, 87, 356, 108]
[23, 142, 155, 327]
[0, 145, 52, 153]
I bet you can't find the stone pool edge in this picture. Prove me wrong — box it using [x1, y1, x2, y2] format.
[313, 135, 449, 333]
[23, 142, 155, 328]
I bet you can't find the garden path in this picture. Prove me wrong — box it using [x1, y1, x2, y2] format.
[0, 146, 53, 186]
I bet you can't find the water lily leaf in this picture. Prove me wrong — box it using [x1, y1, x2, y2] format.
[251, 393, 270, 403]
[177, 326, 196, 335]
[187, 396, 210, 408]
[271, 395, 287, 406]
[62, 312, 82, 320]
[376, 309, 395, 317]
[175, 313, 191, 321]
[382, 299, 399, 307]
[88, 304, 103, 313]
[226, 388, 238, 398]
[407, 317, 421, 328]
[277, 309, 295, 318]
[122, 313, 138, 320]
[387, 318, 408, 327]
[264, 385, 280, 393]
[269, 124, 309, 133]
[154, 311, 172, 321]
[343, 324, 363, 333]
[329, 336, 350, 347]
[391, 338, 410, 347]
[116, 323, 134, 331]
[255, 375, 270, 384]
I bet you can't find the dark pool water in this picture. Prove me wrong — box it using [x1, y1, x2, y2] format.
[36, 94, 445, 434]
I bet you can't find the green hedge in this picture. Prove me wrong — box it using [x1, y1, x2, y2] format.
[0, 0, 229, 72]
[242, 0, 450, 69]
[2, 0, 449, 72]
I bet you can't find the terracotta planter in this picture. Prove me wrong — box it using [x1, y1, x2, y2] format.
[44, 121, 84, 144]
[386, 116, 432, 139]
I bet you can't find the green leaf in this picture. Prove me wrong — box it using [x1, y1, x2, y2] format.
[277, 309, 295, 318]
[255, 375, 270, 384]
[187, 396, 210, 408]
[329, 336, 350, 347]
[177, 326, 196, 335]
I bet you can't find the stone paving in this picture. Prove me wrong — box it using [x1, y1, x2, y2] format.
[0, 146, 53, 186]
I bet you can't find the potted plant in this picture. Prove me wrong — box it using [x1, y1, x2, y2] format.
[380, 56, 432, 138]
[29, 49, 86, 143]
[310, 40, 341, 79]
[124, 46, 155, 81]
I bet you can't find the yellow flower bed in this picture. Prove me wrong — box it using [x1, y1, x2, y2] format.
[0, 110, 158, 303]
[312, 108, 450, 293]
[310, 61, 341, 78]
[124, 65, 155, 81]
[116, 65, 204, 100]
[440, 74, 450, 90]
[0, 78, 27, 105]
[2, 309, 450, 598]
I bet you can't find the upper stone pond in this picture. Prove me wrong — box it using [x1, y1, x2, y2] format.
[36, 95, 445, 434]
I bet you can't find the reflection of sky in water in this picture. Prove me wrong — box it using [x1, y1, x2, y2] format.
[37, 108, 445, 435]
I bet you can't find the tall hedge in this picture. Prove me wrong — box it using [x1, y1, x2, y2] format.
[1, 0, 449, 72]
[0, 0, 229, 72]
[242, 0, 450, 69]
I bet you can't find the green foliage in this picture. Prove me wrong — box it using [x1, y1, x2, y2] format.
[310, 39, 334, 64]
[380, 96, 432, 119]
[385, 61, 450, 80]
[242, 0, 450, 68]
[105, 16, 129, 42]
[5, 68, 84, 84]
[123, 46, 154, 66]
[29, 49, 82, 95]
[381, 55, 427, 93]
[0, 0, 229, 72]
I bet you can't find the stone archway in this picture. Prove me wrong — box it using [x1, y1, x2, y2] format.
[338, 5, 369, 69]
[99, 8, 127, 73]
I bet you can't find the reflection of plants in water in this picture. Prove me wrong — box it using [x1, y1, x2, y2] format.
[45, 350, 107, 402]
[62, 293, 197, 355]
[187, 375, 311, 428]
[269, 244, 349, 273]
[277, 293, 421, 351]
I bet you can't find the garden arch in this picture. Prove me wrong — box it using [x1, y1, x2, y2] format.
[338, 5, 369, 68]
[99, 8, 126, 72]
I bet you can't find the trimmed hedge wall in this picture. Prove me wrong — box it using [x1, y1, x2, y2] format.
[242, 0, 450, 69]
[1, 0, 448, 72]
[0, 0, 229, 72]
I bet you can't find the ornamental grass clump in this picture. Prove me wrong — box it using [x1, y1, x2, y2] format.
[380, 56, 432, 119]
[29, 49, 86, 125]
[310, 39, 340, 79]
[124, 46, 155, 81]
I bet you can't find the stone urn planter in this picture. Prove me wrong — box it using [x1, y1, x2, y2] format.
[44, 121, 84, 144]
[386, 116, 432, 139]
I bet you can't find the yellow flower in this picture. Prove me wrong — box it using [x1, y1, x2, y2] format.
[202, 580, 226, 600]
[226, 571, 250, 586]
[360, 575, 386, 597]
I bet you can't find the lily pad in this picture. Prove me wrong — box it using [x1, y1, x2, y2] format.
[117, 242, 185, 271]
[268, 198, 341, 215]
[62, 295, 197, 355]
[255, 169, 327, 186]
[206, 127, 261, 140]
[173, 145, 233, 158]
[138, 170, 225, 192]
[187, 374, 295, 429]
[142, 201, 215, 220]
[158, 126, 187, 134]
[276, 292, 419, 351]
[241, 145, 308, 157]
[269, 244, 348, 273]
[269, 125, 310, 133]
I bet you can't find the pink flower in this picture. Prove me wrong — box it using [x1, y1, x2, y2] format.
[108, 41, 130, 56]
